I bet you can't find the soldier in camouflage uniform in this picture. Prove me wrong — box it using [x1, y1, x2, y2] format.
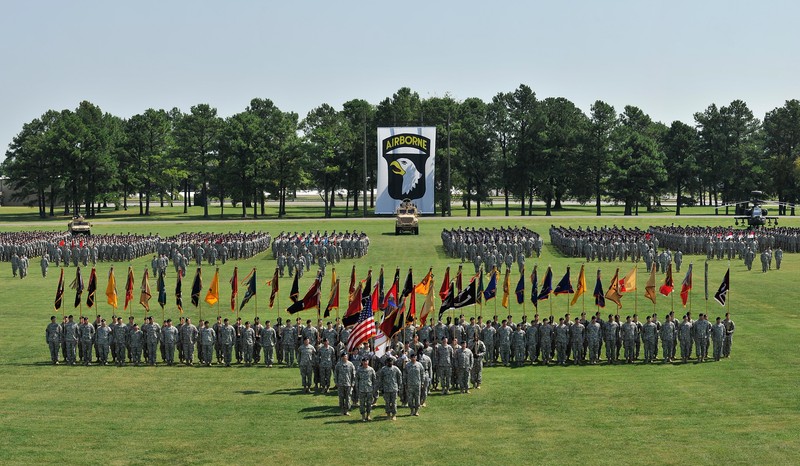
[355, 358, 377, 421]
[298, 337, 316, 393]
[435, 337, 454, 395]
[95, 319, 112, 365]
[181, 318, 199, 366]
[639, 315, 656, 363]
[218, 318, 235, 367]
[334, 353, 356, 415]
[712, 317, 726, 361]
[678, 315, 693, 363]
[79, 316, 95, 366]
[660, 315, 676, 363]
[586, 316, 601, 364]
[404, 352, 425, 416]
[722, 312, 735, 358]
[260, 320, 277, 367]
[318, 339, 336, 392]
[161, 319, 179, 365]
[113, 316, 128, 366]
[468, 334, 486, 389]
[45, 316, 62, 364]
[377, 357, 403, 420]
[456, 340, 474, 393]
[129, 324, 144, 366]
[241, 321, 255, 366]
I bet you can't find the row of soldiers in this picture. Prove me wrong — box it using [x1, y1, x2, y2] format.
[0, 231, 69, 260]
[159, 231, 273, 266]
[549, 225, 659, 262]
[272, 231, 371, 278]
[648, 224, 788, 257]
[376, 309, 734, 367]
[441, 226, 543, 265]
[46, 234, 161, 266]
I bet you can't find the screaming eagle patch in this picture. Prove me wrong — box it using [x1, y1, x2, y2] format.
[382, 133, 430, 200]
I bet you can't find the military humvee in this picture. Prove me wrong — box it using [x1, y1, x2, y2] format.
[68, 215, 92, 235]
[395, 199, 419, 235]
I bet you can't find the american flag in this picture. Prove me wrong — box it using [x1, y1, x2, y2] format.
[347, 294, 375, 353]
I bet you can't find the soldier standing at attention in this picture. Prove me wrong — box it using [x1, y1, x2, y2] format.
[334, 352, 356, 416]
[129, 324, 144, 366]
[712, 317, 726, 361]
[46, 316, 62, 365]
[435, 337, 454, 395]
[213, 316, 223, 364]
[660, 315, 676, 363]
[298, 337, 316, 393]
[621, 316, 637, 364]
[586, 316, 601, 365]
[64, 315, 79, 365]
[114, 316, 128, 366]
[678, 315, 693, 363]
[199, 321, 215, 366]
[456, 340, 474, 393]
[241, 321, 255, 366]
[282, 320, 296, 367]
[642, 315, 657, 363]
[404, 352, 425, 416]
[95, 319, 112, 365]
[317, 339, 335, 392]
[161, 319, 179, 366]
[181, 318, 199, 366]
[260, 320, 277, 367]
[377, 357, 403, 421]
[144, 317, 161, 366]
[355, 358, 377, 422]
[468, 334, 486, 389]
[79, 316, 95, 366]
[218, 318, 235, 367]
[722, 312, 735, 358]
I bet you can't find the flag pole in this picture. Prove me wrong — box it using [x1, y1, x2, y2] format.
[255, 267, 259, 321]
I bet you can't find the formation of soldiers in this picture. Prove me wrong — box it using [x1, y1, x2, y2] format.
[441, 226, 543, 274]
[158, 231, 272, 269]
[549, 225, 658, 263]
[6, 231, 273, 278]
[45, 234, 162, 267]
[648, 225, 785, 272]
[271, 230, 370, 278]
[0, 231, 69, 260]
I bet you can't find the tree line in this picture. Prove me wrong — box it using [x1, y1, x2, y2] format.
[3, 85, 799, 218]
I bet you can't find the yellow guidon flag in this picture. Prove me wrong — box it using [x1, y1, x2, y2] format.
[106, 266, 118, 309]
[570, 264, 587, 306]
[205, 268, 220, 306]
[620, 265, 637, 293]
[501, 267, 511, 308]
[414, 267, 433, 295]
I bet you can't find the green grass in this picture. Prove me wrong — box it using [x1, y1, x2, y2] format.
[1, 211, 799, 465]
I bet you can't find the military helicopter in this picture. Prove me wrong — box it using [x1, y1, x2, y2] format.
[715, 191, 795, 228]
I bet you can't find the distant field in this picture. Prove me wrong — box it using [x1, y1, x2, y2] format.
[1, 212, 799, 465]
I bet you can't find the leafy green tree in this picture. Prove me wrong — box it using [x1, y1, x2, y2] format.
[763, 99, 800, 213]
[584, 101, 617, 215]
[606, 106, 667, 215]
[301, 104, 352, 217]
[124, 109, 171, 215]
[454, 97, 495, 216]
[174, 104, 222, 218]
[663, 121, 699, 215]
[539, 97, 588, 215]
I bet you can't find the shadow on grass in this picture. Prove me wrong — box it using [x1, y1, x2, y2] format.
[236, 390, 261, 395]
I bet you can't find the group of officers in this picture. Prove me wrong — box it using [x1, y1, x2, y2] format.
[271, 230, 371, 279]
[441, 226, 543, 275]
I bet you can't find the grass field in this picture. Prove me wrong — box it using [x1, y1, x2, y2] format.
[1, 207, 799, 465]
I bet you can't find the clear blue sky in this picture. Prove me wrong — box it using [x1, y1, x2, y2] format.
[1, 0, 798, 155]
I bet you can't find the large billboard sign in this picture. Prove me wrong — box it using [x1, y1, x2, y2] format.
[376, 127, 436, 214]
